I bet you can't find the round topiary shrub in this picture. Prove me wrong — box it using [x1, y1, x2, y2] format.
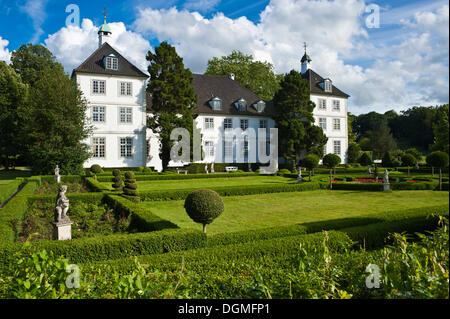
[90, 164, 103, 180]
[278, 168, 291, 176]
[184, 189, 224, 233]
[112, 169, 123, 191]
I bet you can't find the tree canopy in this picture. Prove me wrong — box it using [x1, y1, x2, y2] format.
[205, 50, 280, 100]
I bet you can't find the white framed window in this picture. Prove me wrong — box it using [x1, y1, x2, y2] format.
[259, 119, 267, 129]
[240, 119, 248, 131]
[204, 118, 214, 130]
[119, 107, 132, 124]
[92, 106, 105, 122]
[224, 139, 233, 160]
[224, 118, 233, 130]
[92, 80, 106, 95]
[318, 99, 327, 110]
[105, 56, 118, 71]
[241, 136, 249, 158]
[92, 137, 105, 158]
[210, 97, 222, 110]
[255, 100, 266, 112]
[334, 140, 341, 155]
[319, 118, 327, 130]
[237, 98, 247, 111]
[205, 141, 215, 157]
[333, 118, 341, 130]
[324, 79, 332, 92]
[332, 100, 341, 111]
[119, 82, 132, 96]
[120, 137, 133, 158]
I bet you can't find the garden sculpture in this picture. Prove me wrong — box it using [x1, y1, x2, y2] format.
[54, 165, 61, 183]
[383, 169, 390, 184]
[54, 185, 70, 223]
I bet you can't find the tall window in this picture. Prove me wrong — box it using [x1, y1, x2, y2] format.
[318, 99, 327, 110]
[105, 56, 118, 70]
[224, 118, 233, 130]
[120, 82, 132, 96]
[324, 79, 332, 92]
[92, 106, 105, 122]
[259, 119, 267, 129]
[120, 137, 133, 158]
[240, 119, 248, 131]
[334, 140, 341, 155]
[224, 139, 233, 160]
[333, 118, 341, 130]
[204, 118, 214, 130]
[319, 118, 327, 130]
[205, 141, 215, 157]
[92, 80, 105, 94]
[92, 137, 105, 158]
[119, 107, 132, 123]
[242, 136, 249, 158]
[332, 100, 341, 111]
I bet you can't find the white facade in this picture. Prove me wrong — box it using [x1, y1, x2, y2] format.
[311, 94, 348, 163]
[75, 73, 148, 168]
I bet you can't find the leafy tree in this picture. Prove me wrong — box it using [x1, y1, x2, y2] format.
[272, 70, 327, 170]
[366, 121, 397, 158]
[205, 50, 280, 100]
[358, 152, 372, 166]
[426, 151, 449, 191]
[353, 112, 386, 140]
[358, 137, 372, 151]
[184, 189, 224, 233]
[382, 151, 393, 168]
[431, 104, 449, 154]
[20, 64, 91, 175]
[146, 42, 198, 171]
[301, 154, 319, 181]
[347, 142, 361, 164]
[405, 147, 422, 168]
[323, 154, 341, 190]
[0, 61, 29, 169]
[11, 44, 62, 87]
[401, 154, 415, 178]
[347, 112, 357, 144]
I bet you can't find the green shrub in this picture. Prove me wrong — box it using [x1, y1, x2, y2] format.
[277, 169, 291, 176]
[123, 171, 139, 202]
[90, 164, 103, 180]
[358, 153, 372, 166]
[85, 177, 109, 192]
[184, 189, 224, 233]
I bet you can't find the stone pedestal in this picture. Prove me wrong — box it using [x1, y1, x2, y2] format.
[51, 219, 73, 240]
[383, 183, 390, 192]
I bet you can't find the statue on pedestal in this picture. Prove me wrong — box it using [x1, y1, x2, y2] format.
[54, 185, 70, 223]
[211, 162, 215, 174]
[367, 165, 372, 175]
[54, 165, 61, 184]
[297, 167, 303, 183]
[383, 169, 390, 192]
[204, 164, 209, 174]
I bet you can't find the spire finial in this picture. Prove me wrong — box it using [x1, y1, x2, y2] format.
[103, 7, 107, 23]
[303, 42, 307, 54]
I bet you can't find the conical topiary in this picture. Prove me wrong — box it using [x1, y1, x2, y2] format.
[123, 171, 139, 202]
[112, 169, 123, 191]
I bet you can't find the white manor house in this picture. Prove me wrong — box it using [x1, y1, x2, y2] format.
[72, 18, 349, 172]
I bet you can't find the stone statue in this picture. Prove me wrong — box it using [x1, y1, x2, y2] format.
[297, 167, 303, 183]
[211, 162, 215, 174]
[204, 164, 209, 174]
[54, 185, 70, 223]
[54, 165, 61, 184]
[415, 161, 419, 170]
[367, 165, 372, 175]
[383, 169, 390, 184]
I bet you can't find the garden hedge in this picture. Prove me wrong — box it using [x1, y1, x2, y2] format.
[0, 179, 23, 205]
[138, 182, 323, 201]
[0, 228, 206, 266]
[96, 172, 260, 183]
[85, 177, 111, 192]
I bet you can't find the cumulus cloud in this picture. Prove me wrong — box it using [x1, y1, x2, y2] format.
[44, 19, 151, 74]
[0, 36, 11, 64]
[133, 0, 448, 113]
[20, 0, 48, 43]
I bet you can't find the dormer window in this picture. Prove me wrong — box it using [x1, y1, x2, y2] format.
[209, 97, 222, 110]
[104, 54, 118, 71]
[236, 98, 247, 111]
[254, 100, 266, 112]
[324, 78, 332, 93]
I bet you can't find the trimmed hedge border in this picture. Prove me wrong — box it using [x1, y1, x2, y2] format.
[85, 177, 111, 192]
[0, 179, 23, 205]
[96, 172, 260, 183]
[0, 228, 206, 266]
[138, 182, 323, 201]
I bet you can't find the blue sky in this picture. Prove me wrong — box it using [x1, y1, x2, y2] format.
[0, 0, 448, 114]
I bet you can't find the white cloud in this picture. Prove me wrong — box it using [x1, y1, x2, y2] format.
[44, 19, 152, 74]
[20, 0, 48, 43]
[0, 36, 11, 64]
[133, 0, 449, 113]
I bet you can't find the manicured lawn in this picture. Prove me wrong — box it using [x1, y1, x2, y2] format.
[142, 190, 449, 235]
[99, 175, 297, 191]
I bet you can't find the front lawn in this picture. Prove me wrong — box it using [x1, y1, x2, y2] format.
[142, 190, 449, 235]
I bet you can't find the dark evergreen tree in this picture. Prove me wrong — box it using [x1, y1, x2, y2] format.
[146, 42, 198, 171]
[272, 70, 327, 170]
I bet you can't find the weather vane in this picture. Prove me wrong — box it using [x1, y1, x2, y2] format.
[303, 42, 307, 53]
[103, 7, 107, 20]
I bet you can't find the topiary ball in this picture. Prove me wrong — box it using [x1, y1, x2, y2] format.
[112, 169, 121, 176]
[125, 171, 135, 180]
[184, 189, 224, 231]
[90, 164, 102, 174]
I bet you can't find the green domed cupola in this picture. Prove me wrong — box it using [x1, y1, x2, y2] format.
[98, 8, 112, 47]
